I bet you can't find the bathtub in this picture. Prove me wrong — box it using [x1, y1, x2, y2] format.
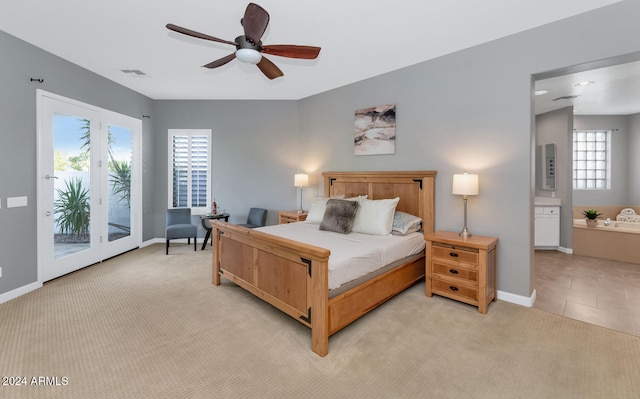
[573, 219, 640, 264]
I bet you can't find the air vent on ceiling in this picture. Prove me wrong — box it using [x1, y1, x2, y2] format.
[121, 69, 147, 76]
[552, 95, 580, 101]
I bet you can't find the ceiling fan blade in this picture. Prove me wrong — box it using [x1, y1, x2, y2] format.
[262, 45, 321, 59]
[203, 53, 237, 69]
[256, 56, 284, 80]
[166, 24, 236, 46]
[242, 3, 270, 44]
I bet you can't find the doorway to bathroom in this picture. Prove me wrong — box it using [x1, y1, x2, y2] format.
[533, 54, 640, 335]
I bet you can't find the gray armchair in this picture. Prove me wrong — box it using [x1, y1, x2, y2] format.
[165, 208, 197, 254]
[238, 208, 267, 228]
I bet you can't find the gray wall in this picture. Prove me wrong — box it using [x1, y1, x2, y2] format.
[535, 107, 574, 249]
[3, 1, 640, 300]
[573, 115, 632, 206]
[0, 31, 153, 295]
[151, 100, 300, 236]
[631, 113, 640, 204]
[297, 0, 640, 298]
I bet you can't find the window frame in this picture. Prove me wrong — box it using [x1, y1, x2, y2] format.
[572, 129, 611, 190]
[167, 129, 211, 214]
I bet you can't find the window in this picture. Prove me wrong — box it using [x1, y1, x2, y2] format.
[168, 129, 211, 212]
[572, 130, 610, 190]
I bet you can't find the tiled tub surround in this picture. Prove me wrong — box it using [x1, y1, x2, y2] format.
[573, 219, 640, 265]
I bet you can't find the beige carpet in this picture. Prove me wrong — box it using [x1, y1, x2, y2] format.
[1, 244, 639, 399]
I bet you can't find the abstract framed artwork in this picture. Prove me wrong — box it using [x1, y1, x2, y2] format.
[354, 104, 396, 156]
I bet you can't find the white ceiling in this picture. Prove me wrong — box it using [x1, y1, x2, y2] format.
[0, 0, 624, 100]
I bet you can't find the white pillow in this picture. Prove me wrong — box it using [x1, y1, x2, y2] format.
[306, 197, 330, 224]
[305, 195, 364, 224]
[351, 197, 400, 235]
[392, 211, 423, 235]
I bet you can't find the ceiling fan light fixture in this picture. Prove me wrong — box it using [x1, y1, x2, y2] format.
[236, 48, 262, 64]
[167, 3, 319, 79]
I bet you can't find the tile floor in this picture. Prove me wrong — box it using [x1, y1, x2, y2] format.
[534, 250, 640, 336]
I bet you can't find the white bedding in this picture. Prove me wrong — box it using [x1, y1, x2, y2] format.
[256, 222, 425, 290]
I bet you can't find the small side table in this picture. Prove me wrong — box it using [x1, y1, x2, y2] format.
[278, 210, 308, 224]
[425, 230, 498, 313]
[200, 213, 230, 250]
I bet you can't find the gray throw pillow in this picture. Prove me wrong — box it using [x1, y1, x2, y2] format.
[319, 199, 359, 234]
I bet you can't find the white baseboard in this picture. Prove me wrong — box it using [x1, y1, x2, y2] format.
[534, 246, 572, 254]
[0, 281, 42, 305]
[497, 289, 536, 308]
[556, 246, 573, 254]
[141, 238, 165, 248]
[141, 238, 201, 248]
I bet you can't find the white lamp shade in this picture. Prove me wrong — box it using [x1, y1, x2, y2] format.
[294, 173, 309, 187]
[452, 173, 479, 196]
[236, 48, 262, 64]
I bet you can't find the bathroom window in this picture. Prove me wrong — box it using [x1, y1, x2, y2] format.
[572, 130, 610, 190]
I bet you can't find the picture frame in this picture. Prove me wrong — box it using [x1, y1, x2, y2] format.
[354, 104, 396, 156]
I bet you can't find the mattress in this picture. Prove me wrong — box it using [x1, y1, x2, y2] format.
[256, 222, 426, 290]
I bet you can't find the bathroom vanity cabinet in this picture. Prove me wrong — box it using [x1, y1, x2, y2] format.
[534, 206, 560, 248]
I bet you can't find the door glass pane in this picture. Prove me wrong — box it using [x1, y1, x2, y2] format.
[53, 114, 91, 259]
[107, 125, 132, 242]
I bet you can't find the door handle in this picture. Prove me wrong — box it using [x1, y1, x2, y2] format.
[45, 211, 52, 216]
[45, 174, 58, 180]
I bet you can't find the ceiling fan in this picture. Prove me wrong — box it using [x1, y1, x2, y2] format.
[166, 3, 321, 80]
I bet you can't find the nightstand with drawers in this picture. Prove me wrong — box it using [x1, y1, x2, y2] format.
[425, 230, 498, 313]
[278, 210, 308, 224]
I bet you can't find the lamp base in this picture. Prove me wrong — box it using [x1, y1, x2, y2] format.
[297, 186, 304, 214]
[459, 197, 472, 238]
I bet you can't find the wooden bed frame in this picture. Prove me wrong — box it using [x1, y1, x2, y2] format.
[211, 171, 436, 356]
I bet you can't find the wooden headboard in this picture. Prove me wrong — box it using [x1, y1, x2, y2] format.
[322, 171, 436, 235]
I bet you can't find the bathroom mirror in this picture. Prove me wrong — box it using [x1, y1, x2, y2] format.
[540, 143, 556, 190]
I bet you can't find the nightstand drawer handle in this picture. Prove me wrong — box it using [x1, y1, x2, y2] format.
[449, 269, 459, 275]
[449, 286, 459, 292]
[449, 252, 459, 257]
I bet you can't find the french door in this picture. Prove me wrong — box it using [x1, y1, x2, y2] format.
[37, 90, 142, 282]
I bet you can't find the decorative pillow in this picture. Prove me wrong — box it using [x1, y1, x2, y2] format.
[351, 197, 400, 235]
[392, 211, 423, 235]
[306, 195, 364, 224]
[319, 199, 359, 234]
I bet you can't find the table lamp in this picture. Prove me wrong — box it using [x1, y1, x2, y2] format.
[294, 173, 309, 213]
[452, 172, 479, 237]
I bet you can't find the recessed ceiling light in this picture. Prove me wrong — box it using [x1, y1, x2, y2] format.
[535, 89, 549, 96]
[575, 81, 594, 87]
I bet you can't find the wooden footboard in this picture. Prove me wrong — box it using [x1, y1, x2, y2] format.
[212, 221, 332, 356]
[212, 170, 436, 356]
[212, 221, 425, 356]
